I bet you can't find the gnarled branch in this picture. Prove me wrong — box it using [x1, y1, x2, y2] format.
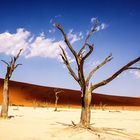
[13, 49, 23, 62]
[1, 60, 9, 66]
[59, 46, 79, 83]
[86, 53, 113, 84]
[55, 24, 78, 59]
[2, 49, 23, 79]
[78, 43, 94, 88]
[81, 43, 94, 62]
[78, 19, 99, 56]
[91, 56, 140, 91]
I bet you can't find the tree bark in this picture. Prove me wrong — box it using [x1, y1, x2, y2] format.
[0, 78, 9, 119]
[80, 87, 92, 127]
[54, 93, 59, 111]
[0, 49, 22, 119]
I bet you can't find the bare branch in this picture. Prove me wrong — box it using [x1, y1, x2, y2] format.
[14, 49, 23, 62]
[55, 24, 78, 59]
[14, 64, 22, 69]
[10, 56, 14, 64]
[127, 67, 140, 70]
[54, 89, 64, 94]
[59, 45, 69, 63]
[86, 53, 113, 83]
[81, 43, 94, 61]
[1, 60, 9, 66]
[2, 49, 23, 80]
[78, 19, 99, 56]
[59, 46, 79, 82]
[91, 56, 140, 91]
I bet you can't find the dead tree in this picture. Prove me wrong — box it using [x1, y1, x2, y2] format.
[55, 21, 140, 128]
[54, 89, 63, 111]
[0, 49, 22, 119]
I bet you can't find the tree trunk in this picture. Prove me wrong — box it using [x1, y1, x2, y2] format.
[80, 87, 92, 127]
[54, 94, 58, 111]
[0, 78, 9, 119]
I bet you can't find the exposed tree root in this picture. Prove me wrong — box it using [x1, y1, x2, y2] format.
[0, 115, 15, 120]
[57, 121, 139, 140]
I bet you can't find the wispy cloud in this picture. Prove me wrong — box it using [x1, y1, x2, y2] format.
[90, 17, 108, 31]
[130, 70, 140, 79]
[87, 60, 101, 68]
[90, 17, 97, 23]
[49, 14, 61, 24]
[48, 15, 62, 34]
[48, 28, 56, 33]
[67, 29, 83, 44]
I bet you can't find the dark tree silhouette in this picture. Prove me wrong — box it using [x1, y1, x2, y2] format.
[0, 49, 22, 119]
[55, 21, 140, 128]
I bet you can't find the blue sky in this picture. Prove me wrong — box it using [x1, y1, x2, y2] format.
[0, 0, 140, 97]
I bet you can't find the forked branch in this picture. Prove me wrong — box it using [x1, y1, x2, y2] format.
[81, 43, 94, 62]
[1, 49, 23, 79]
[91, 56, 140, 91]
[59, 46, 79, 82]
[54, 89, 64, 94]
[78, 19, 99, 56]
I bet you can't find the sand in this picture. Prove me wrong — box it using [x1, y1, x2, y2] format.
[0, 106, 140, 140]
[1, 78, 140, 107]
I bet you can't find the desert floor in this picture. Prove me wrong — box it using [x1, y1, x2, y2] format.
[0, 106, 140, 140]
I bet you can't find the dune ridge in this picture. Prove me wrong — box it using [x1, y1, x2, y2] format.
[0, 78, 140, 108]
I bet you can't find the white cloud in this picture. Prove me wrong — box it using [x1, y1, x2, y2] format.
[130, 70, 140, 79]
[90, 17, 97, 23]
[93, 23, 107, 31]
[0, 28, 30, 56]
[67, 29, 83, 44]
[90, 17, 107, 31]
[0, 28, 74, 62]
[101, 23, 106, 30]
[48, 28, 56, 33]
[27, 36, 66, 60]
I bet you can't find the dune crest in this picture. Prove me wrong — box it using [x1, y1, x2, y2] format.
[0, 78, 140, 108]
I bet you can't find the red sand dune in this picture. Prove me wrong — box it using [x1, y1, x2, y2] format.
[0, 78, 140, 108]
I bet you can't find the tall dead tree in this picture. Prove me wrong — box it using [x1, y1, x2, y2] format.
[0, 49, 22, 119]
[55, 21, 140, 128]
[54, 89, 63, 111]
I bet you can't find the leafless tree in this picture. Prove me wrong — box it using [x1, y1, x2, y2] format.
[0, 49, 22, 119]
[54, 89, 63, 111]
[55, 21, 140, 128]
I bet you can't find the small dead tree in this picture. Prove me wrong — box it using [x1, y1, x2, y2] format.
[54, 89, 63, 111]
[55, 21, 140, 128]
[0, 49, 22, 119]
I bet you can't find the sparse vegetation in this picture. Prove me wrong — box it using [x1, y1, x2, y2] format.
[99, 102, 107, 111]
[33, 100, 49, 109]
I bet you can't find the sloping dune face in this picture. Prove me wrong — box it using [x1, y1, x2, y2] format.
[0, 78, 140, 107]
